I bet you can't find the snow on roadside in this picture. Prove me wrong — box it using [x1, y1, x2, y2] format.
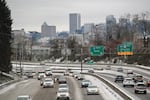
[0, 80, 29, 94]
[84, 75, 124, 100]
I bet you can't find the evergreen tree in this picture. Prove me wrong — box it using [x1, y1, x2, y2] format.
[0, 0, 12, 73]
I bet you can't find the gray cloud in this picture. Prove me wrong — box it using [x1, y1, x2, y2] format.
[6, 0, 150, 32]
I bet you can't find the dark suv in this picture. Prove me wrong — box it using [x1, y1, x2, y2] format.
[115, 75, 124, 82]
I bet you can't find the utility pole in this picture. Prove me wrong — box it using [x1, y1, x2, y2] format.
[80, 48, 83, 73]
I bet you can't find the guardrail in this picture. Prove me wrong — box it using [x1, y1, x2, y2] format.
[82, 72, 134, 100]
[0, 78, 23, 90]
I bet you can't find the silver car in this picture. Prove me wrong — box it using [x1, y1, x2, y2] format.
[17, 95, 32, 100]
[56, 88, 70, 100]
[43, 78, 54, 88]
[87, 85, 99, 95]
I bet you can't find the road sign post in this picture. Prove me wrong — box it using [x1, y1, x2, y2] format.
[90, 46, 104, 56]
[117, 42, 133, 55]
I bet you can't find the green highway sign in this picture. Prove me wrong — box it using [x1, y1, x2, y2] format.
[87, 60, 94, 65]
[117, 42, 133, 55]
[90, 46, 104, 56]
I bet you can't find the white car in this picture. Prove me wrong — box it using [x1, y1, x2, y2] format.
[81, 80, 91, 88]
[135, 82, 147, 94]
[45, 70, 52, 76]
[37, 73, 46, 80]
[17, 95, 32, 100]
[56, 88, 71, 100]
[59, 84, 69, 91]
[123, 78, 134, 87]
[77, 74, 84, 80]
[43, 78, 54, 88]
[127, 70, 133, 74]
[87, 85, 99, 95]
[88, 68, 95, 73]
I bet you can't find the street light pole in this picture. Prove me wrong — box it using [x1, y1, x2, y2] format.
[80, 48, 83, 73]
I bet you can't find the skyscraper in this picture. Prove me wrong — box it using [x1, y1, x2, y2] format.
[106, 15, 116, 40]
[41, 22, 56, 40]
[69, 13, 81, 34]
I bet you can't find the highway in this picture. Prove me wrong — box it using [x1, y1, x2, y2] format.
[0, 75, 104, 100]
[96, 70, 150, 100]
[1, 63, 150, 100]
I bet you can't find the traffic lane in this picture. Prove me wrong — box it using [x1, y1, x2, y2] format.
[111, 66, 150, 80]
[33, 75, 83, 100]
[98, 73, 150, 100]
[32, 80, 57, 100]
[67, 76, 83, 100]
[75, 77, 104, 100]
[0, 79, 40, 100]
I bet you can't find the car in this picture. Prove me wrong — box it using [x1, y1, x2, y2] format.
[114, 75, 124, 82]
[37, 73, 46, 80]
[58, 84, 69, 91]
[56, 88, 71, 100]
[64, 71, 70, 76]
[58, 76, 67, 84]
[146, 80, 150, 87]
[40, 78, 45, 86]
[134, 82, 147, 94]
[127, 70, 133, 74]
[73, 73, 79, 78]
[77, 74, 84, 80]
[26, 72, 34, 78]
[88, 68, 94, 73]
[17, 95, 32, 100]
[117, 67, 123, 72]
[123, 78, 134, 87]
[45, 70, 52, 76]
[127, 73, 134, 79]
[81, 80, 91, 88]
[87, 85, 99, 95]
[43, 78, 54, 88]
[105, 65, 111, 70]
[134, 74, 143, 83]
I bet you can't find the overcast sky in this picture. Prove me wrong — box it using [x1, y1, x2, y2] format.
[6, 0, 150, 32]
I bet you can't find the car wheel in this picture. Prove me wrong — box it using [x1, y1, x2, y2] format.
[123, 85, 125, 87]
[135, 90, 137, 94]
[67, 97, 70, 100]
[144, 91, 147, 94]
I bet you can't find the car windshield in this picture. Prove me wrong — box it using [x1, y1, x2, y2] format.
[58, 89, 68, 93]
[45, 79, 52, 82]
[17, 97, 28, 100]
[59, 84, 68, 88]
[88, 86, 97, 88]
[125, 79, 132, 81]
[137, 84, 146, 87]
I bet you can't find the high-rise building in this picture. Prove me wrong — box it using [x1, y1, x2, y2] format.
[83, 23, 95, 33]
[69, 13, 81, 34]
[106, 15, 116, 40]
[41, 22, 56, 40]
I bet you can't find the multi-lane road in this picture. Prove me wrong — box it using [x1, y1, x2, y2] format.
[1, 63, 150, 100]
[0, 75, 104, 100]
[97, 66, 150, 100]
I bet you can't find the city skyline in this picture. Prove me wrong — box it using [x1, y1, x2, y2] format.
[6, 0, 150, 32]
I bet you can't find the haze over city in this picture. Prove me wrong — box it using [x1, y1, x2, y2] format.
[6, 0, 150, 32]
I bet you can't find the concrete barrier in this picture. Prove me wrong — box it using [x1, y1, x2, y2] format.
[82, 72, 134, 100]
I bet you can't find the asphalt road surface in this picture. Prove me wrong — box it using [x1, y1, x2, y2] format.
[97, 72, 150, 100]
[0, 75, 105, 100]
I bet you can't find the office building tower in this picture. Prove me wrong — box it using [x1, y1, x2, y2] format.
[69, 13, 81, 34]
[41, 22, 56, 40]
